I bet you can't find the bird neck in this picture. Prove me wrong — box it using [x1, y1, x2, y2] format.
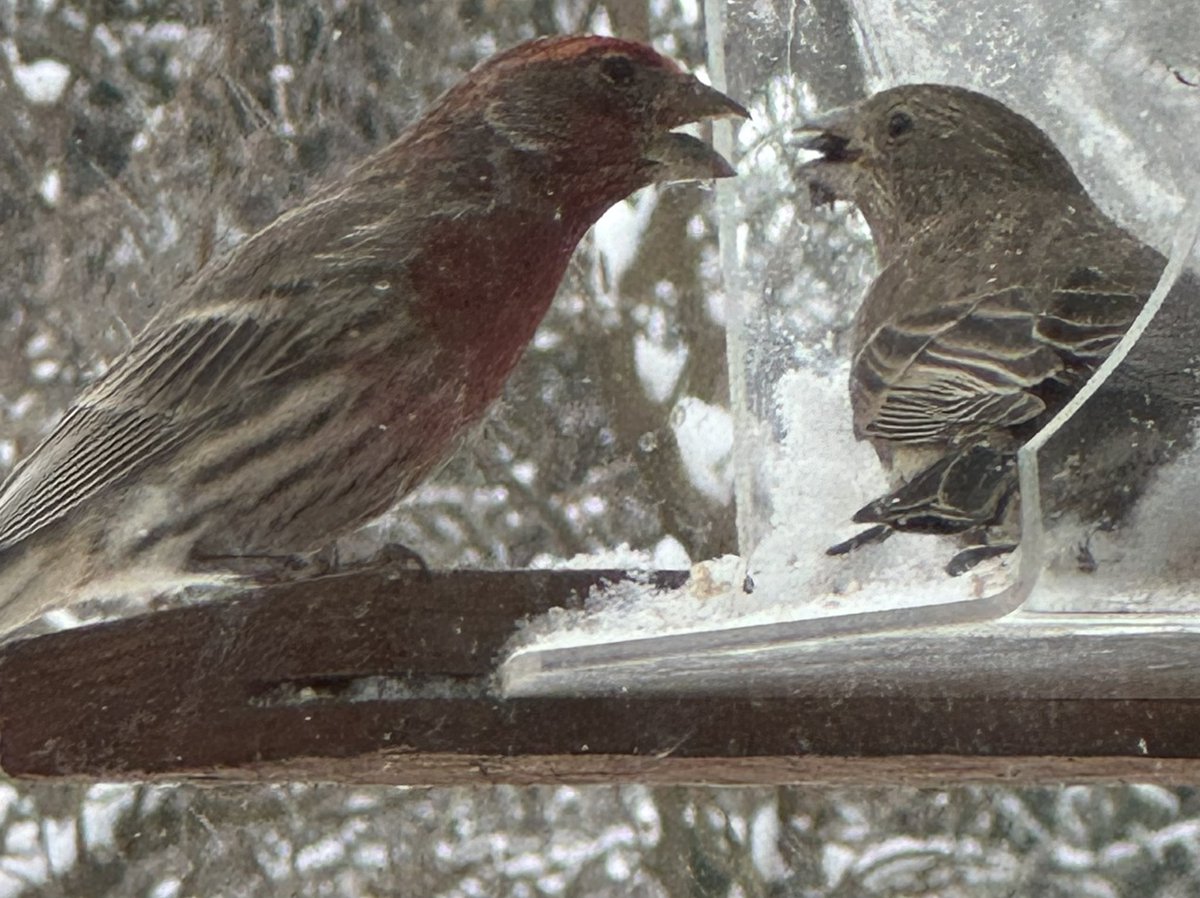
[414, 108, 652, 224]
[866, 184, 1099, 267]
[347, 125, 639, 422]
[407, 200, 593, 422]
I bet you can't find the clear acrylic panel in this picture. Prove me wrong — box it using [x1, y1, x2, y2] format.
[729, 0, 1200, 614]
[503, 0, 1200, 693]
[1020, 201, 1200, 612]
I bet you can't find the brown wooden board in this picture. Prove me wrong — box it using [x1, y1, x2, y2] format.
[2, 569, 1200, 785]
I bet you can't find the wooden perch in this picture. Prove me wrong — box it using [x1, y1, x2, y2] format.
[2, 569, 1200, 785]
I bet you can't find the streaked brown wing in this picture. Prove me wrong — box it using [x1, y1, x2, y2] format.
[853, 275, 1144, 445]
[0, 304, 322, 549]
[1035, 266, 1146, 361]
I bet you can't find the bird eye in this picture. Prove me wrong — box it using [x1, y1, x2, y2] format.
[887, 110, 914, 138]
[599, 54, 637, 86]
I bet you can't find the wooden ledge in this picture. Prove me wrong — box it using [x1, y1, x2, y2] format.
[2, 569, 1200, 784]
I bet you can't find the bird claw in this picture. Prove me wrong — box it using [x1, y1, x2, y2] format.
[1075, 541, 1098, 573]
[826, 524, 894, 557]
[192, 541, 432, 584]
[191, 551, 326, 583]
[945, 543, 1016, 576]
[355, 542, 433, 581]
[314, 541, 433, 582]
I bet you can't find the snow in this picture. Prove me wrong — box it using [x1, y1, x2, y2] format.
[82, 785, 139, 852]
[149, 880, 182, 898]
[296, 836, 346, 872]
[31, 359, 59, 382]
[93, 25, 121, 57]
[677, 0, 701, 26]
[750, 803, 786, 881]
[4, 820, 38, 854]
[38, 170, 61, 206]
[1028, 437, 1200, 613]
[24, 333, 51, 357]
[822, 843, 855, 888]
[652, 535, 690, 568]
[12, 59, 70, 104]
[1146, 820, 1200, 858]
[634, 335, 687, 402]
[43, 819, 77, 874]
[592, 191, 657, 286]
[1128, 784, 1180, 817]
[604, 850, 631, 880]
[1053, 843, 1097, 872]
[671, 396, 734, 503]
[751, 362, 1002, 603]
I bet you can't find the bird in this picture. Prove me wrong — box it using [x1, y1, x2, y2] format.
[795, 83, 1200, 574]
[0, 35, 747, 632]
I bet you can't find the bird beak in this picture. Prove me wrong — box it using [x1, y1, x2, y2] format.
[646, 75, 748, 183]
[794, 106, 862, 206]
[658, 75, 751, 128]
[643, 131, 737, 181]
[794, 106, 861, 163]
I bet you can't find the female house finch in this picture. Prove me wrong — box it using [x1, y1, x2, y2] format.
[0, 36, 746, 631]
[797, 84, 1199, 573]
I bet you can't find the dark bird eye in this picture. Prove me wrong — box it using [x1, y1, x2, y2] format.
[600, 54, 636, 86]
[887, 110, 914, 138]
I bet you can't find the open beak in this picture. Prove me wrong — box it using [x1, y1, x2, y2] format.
[794, 106, 860, 162]
[643, 131, 737, 181]
[794, 106, 861, 206]
[646, 75, 749, 183]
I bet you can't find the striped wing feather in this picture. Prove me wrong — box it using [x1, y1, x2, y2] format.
[853, 275, 1144, 445]
[0, 304, 324, 550]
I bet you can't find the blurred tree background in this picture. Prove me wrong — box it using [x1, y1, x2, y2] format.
[2, 0, 1200, 895]
[2, 781, 1200, 896]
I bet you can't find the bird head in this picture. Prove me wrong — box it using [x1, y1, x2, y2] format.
[795, 84, 1087, 253]
[423, 35, 747, 214]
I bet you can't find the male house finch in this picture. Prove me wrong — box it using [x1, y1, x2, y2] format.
[797, 84, 1200, 573]
[0, 35, 746, 631]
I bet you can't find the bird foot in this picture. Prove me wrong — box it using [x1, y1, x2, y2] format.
[945, 543, 1016, 576]
[1075, 541, 1098, 573]
[344, 542, 433, 580]
[826, 524, 894, 557]
[190, 552, 319, 582]
[192, 541, 431, 584]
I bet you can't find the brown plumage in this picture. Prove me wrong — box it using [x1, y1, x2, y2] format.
[0, 35, 747, 631]
[797, 84, 1200, 572]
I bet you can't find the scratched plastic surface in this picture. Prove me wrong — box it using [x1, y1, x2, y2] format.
[721, 0, 1200, 616]
[500, 0, 1200, 696]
